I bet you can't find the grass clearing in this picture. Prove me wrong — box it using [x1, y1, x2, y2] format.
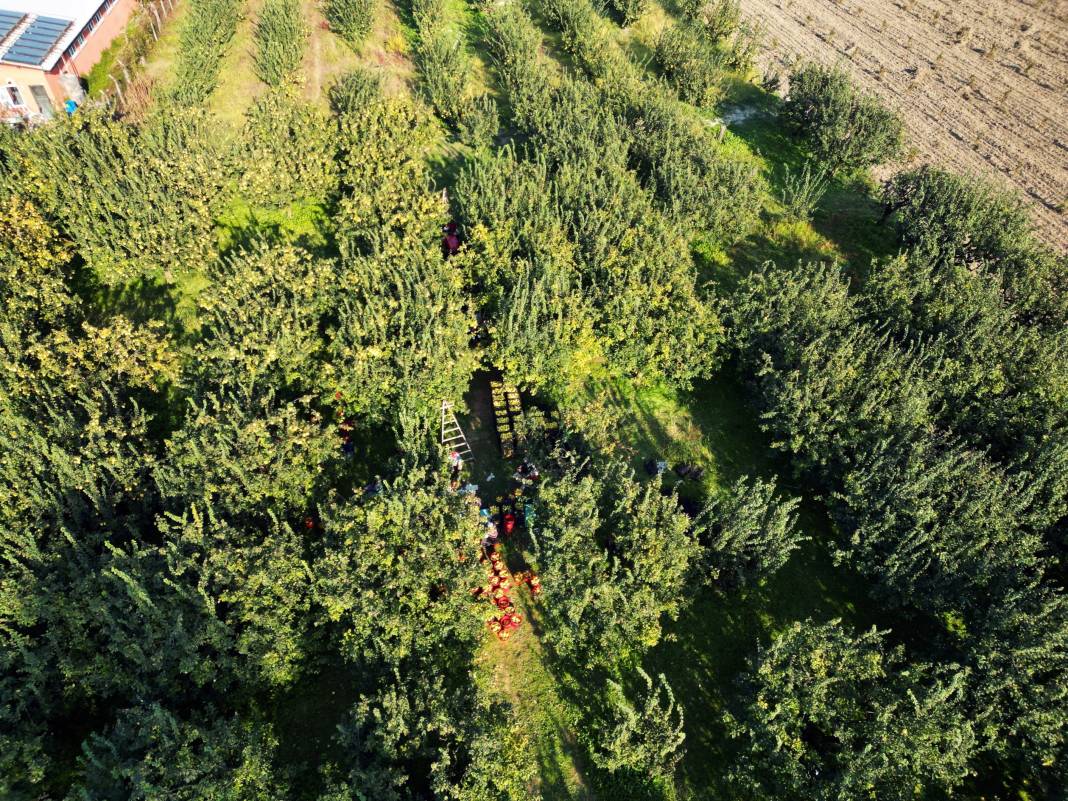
[478, 580, 595, 800]
[718, 90, 901, 270]
[301, 0, 362, 102]
[349, 0, 418, 96]
[215, 196, 334, 255]
[208, 0, 268, 132]
[138, 1, 192, 96]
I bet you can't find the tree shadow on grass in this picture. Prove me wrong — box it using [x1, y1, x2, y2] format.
[522, 599, 669, 801]
[644, 526, 891, 799]
[77, 271, 186, 335]
[812, 183, 900, 271]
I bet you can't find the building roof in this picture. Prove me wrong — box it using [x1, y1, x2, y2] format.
[0, 0, 105, 71]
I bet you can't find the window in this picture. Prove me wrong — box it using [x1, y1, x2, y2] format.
[65, 30, 88, 59]
[6, 84, 24, 107]
[65, 3, 110, 60]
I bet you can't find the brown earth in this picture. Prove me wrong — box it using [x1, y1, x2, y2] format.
[741, 0, 1068, 251]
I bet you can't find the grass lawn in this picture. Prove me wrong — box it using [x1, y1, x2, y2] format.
[207, 0, 268, 132]
[477, 577, 596, 801]
[139, 0, 191, 96]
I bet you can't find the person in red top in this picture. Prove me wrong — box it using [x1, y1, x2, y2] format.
[442, 222, 460, 257]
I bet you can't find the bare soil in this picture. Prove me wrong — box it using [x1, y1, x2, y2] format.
[742, 0, 1068, 250]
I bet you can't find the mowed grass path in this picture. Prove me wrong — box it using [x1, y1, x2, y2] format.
[459, 373, 595, 800]
[207, 0, 267, 130]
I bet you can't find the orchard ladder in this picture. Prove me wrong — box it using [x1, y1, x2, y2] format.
[440, 400, 473, 461]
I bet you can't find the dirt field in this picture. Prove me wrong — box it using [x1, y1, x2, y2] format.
[741, 0, 1068, 251]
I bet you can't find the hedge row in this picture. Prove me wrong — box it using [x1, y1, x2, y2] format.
[254, 0, 308, 86]
[172, 0, 241, 104]
[530, 0, 766, 243]
[406, 0, 499, 147]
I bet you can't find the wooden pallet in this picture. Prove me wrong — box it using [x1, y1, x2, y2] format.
[490, 381, 523, 458]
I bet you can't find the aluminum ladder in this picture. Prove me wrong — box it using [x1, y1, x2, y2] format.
[440, 400, 472, 461]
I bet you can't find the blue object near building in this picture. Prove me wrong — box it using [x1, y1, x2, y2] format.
[64, 98, 78, 115]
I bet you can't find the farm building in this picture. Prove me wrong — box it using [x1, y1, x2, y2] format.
[0, 0, 136, 122]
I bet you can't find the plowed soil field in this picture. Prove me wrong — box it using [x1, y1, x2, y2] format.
[742, 0, 1068, 250]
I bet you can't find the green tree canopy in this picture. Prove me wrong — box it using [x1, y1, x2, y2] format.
[700, 475, 804, 588]
[594, 668, 685, 782]
[726, 619, 975, 801]
[782, 62, 904, 174]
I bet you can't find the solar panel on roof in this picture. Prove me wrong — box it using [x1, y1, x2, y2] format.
[0, 10, 24, 42]
[3, 15, 71, 66]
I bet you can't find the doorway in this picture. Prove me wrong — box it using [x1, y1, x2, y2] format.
[29, 85, 53, 119]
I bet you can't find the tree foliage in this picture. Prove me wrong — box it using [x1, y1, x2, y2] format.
[454, 142, 724, 388]
[653, 23, 725, 107]
[882, 166, 1068, 328]
[532, 466, 700, 668]
[75, 705, 286, 801]
[494, 0, 766, 242]
[701, 475, 803, 587]
[726, 620, 975, 801]
[606, 0, 647, 27]
[334, 94, 442, 258]
[328, 244, 477, 456]
[238, 88, 340, 207]
[778, 161, 828, 222]
[172, 0, 242, 104]
[254, 0, 308, 86]
[0, 109, 229, 284]
[969, 578, 1068, 776]
[595, 668, 685, 780]
[728, 249, 1067, 788]
[407, 0, 500, 148]
[783, 62, 904, 174]
[1, 2, 1064, 795]
[325, 0, 378, 47]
